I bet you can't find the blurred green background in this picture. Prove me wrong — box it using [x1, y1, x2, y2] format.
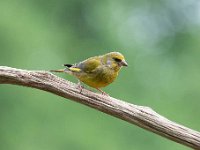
[0, 0, 200, 149]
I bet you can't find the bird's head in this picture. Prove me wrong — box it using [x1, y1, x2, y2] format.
[104, 52, 128, 71]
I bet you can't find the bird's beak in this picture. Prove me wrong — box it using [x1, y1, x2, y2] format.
[120, 60, 128, 67]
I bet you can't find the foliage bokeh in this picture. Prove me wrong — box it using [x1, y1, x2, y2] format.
[1, 0, 200, 149]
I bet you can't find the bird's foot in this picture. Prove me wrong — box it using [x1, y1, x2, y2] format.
[77, 81, 84, 93]
[96, 88, 109, 96]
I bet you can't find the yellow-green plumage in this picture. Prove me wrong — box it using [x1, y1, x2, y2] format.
[51, 52, 128, 94]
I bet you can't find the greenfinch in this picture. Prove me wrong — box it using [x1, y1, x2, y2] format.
[51, 52, 128, 95]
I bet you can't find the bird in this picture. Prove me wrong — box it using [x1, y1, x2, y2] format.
[50, 52, 128, 95]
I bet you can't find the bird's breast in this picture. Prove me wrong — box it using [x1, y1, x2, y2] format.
[78, 67, 119, 88]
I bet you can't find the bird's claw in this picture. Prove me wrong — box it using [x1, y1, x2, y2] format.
[77, 84, 84, 93]
[77, 81, 84, 93]
[96, 88, 109, 96]
[101, 91, 109, 96]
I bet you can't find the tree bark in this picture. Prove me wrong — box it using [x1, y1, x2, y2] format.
[0, 66, 200, 149]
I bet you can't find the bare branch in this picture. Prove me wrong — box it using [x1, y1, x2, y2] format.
[0, 66, 200, 149]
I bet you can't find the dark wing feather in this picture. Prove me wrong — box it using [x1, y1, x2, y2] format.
[63, 64, 73, 68]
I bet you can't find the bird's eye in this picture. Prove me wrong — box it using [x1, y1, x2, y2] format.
[113, 58, 122, 62]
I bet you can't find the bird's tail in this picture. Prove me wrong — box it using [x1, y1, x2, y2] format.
[50, 64, 73, 74]
[50, 69, 66, 73]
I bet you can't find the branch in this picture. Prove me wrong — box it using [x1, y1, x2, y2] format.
[0, 66, 200, 149]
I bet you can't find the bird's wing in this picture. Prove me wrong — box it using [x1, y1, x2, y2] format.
[75, 56, 102, 73]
